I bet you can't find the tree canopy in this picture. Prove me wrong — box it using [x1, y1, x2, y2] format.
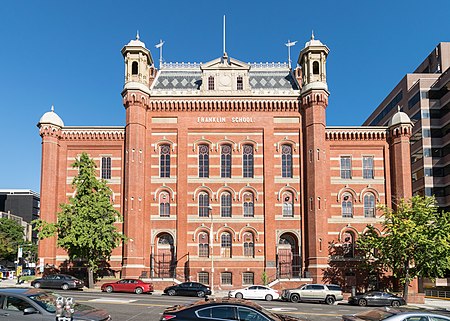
[358, 195, 450, 299]
[0, 217, 25, 262]
[35, 152, 124, 284]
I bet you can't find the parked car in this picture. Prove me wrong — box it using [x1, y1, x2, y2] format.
[281, 283, 343, 305]
[160, 297, 305, 321]
[22, 268, 35, 276]
[101, 278, 154, 294]
[342, 308, 450, 321]
[228, 285, 280, 301]
[0, 287, 111, 320]
[31, 273, 84, 290]
[163, 282, 212, 297]
[348, 291, 406, 307]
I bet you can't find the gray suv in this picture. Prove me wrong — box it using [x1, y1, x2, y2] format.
[281, 284, 343, 305]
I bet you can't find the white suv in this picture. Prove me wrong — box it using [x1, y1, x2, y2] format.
[281, 284, 343, 305]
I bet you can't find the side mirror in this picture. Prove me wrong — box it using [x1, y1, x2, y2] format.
[24, 307, 39, 315]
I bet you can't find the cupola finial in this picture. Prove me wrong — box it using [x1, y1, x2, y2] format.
[311, 30, 315, 40]
[51, 104, 54, 112]
[397, 105, 401, 112]
[136, 30, 140, 40]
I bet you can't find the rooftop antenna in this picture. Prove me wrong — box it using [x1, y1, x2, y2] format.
[285, 40, 297, 69]
[223, 15, 226, 56]
[155, 39, 165, 68]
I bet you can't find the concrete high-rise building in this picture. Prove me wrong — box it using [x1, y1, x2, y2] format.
[37, 33, 414, 292]
[365, 43, 450, 210]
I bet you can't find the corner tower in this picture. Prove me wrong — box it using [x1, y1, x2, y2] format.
[299, 33, 330, 282]
[121, 34, 154, 277]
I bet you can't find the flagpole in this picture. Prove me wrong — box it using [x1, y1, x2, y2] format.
[223, 15, 226, 55]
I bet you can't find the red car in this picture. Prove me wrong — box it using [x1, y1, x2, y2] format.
[101, 278, 154, 294]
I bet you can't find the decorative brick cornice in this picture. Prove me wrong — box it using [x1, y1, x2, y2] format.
[326, 127, 388, 141]
[146, 99, 300, 112]
[39, 124, 62, 138]
[61, 127, 125, 141]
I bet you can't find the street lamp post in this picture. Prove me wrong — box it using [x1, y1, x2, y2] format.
[208, 205, 214, 296]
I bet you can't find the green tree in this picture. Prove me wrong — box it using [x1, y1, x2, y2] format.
[34, 152, 124, 287]
[357, 195, 450, 301]
[0, 217, 25, 262]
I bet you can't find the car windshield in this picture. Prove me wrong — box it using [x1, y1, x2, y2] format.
[28, 293, 59, 313]
[353, 309, 398, 321]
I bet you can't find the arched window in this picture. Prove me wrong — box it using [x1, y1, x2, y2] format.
[313, 61, 319, 75]
[132, 61, 139, 75]
[221, 144, 232, 178]
[221, 192, 232, 217]
[198, 144, 209, 178]
[160, 144, 170, 178]
[243, 144, 254, 178]
[282, 192, 294, 217]
[343, 231, 355, 258]
[364, 193, 375, 218]
[101, 156, 111, 179]
[243, 232, 254, 257]
[198, 192, 210, 217]
[342, 193, 353, 218]
[208, 76, 215, 90]
[221, 232, 232, 258]
[243, 192, 254, 217]
[159, 192, 170, 217]
[198, 232, 209, 257]
[281, 145, 293, 178]
[237, 76, 243, 90]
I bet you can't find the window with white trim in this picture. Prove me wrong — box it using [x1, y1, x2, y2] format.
[101, 157, 111, 179]
[159, 192, 170, 217]
[160, 144, 171, 178]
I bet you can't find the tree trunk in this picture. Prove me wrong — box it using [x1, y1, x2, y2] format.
[403, 260, 410, 302]
[87, 267, 94, 289]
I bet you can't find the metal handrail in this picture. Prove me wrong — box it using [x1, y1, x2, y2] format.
[425, 289, 450, 299]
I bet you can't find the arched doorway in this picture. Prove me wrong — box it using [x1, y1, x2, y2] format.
[277, 233, 301, 278]
[152, 233, 175, 278]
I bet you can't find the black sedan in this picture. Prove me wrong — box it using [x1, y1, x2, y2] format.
[31, 273, 84, 290]
[163, 282, 212, 297]
[348, 291, 406, 307]
[0, 287, 111, 320]
[160, 297, 304, 321]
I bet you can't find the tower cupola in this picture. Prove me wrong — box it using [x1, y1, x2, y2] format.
[121, 32, 154, 86]
[298, 32, 330, 94]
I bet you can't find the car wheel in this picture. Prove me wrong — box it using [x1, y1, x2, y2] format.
[135, 287, 143, 294]
[391, 300, 401, 307]
[33, 282, 41, 289]
[290, 294, 300, 303]
[197, 290, 205, 297]
[167, 289, 176, 296]
[325, 296, 336, 305]
[265, 294, 273, 301]
[105, 286, 113, 293]
[358, 299, 367, 307]
[235, 293, 244, 299]
[61, 283, 69, 290]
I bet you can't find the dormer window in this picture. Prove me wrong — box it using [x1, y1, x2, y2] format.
[208, 76, 215, 90]
[313, 61, 319, 75]
[237, 76, 243, 90]
[132, 61, 139, 75]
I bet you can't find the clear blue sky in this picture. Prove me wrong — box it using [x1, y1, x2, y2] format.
[1, 0, 449, 193]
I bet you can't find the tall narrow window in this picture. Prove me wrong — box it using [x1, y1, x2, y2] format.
[281, 145, 293, 178]
[364, 193, 375, 218]
[237, 76, 243, 90]
[363, 156, 374, 179]
[243, 144, 254, 178]
[208, 76, 215, 90]
[221, 192, 232, 217]
[101, 157, 111, 179]
[340, 156, 352, 179]
[282, 192, 294, 217]
[342, 193, 353, 218]
[221, 144, 232, 178]
[160, 144, 171, 178]
[132, 61, 138, 75]
[221, 233, 232, 258]
[243, 192, 254, 217]
[198, 232, 209, 257]
[198, 192, 210, 217]
[198, 144, 209, 178]
[159, 192, 170, 217]
[243, 232, 254, 257]
[313, 61, 319, 75]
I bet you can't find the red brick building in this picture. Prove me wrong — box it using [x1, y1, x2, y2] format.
[37, 34, 413, 291]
